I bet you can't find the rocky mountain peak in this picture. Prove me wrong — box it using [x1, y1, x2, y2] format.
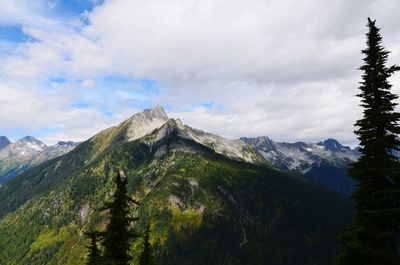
[317, 138, 350, 152]
[126, 106, 170, 141]
[0, 136, 11, 150]
[0, 136, 46, 159]
[134, 105, 168, 121]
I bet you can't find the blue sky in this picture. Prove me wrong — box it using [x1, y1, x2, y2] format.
[53, 0, 103, 15]
[0, 0, 399, 146]
[0, 0, 165, 143]
[0, 25, 31, 43]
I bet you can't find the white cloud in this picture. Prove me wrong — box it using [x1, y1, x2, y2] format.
[0, 0, 53, 27]
[1, 0, 400, 147]
[0, 81, 139, 144]
[82, 0, 400, 146]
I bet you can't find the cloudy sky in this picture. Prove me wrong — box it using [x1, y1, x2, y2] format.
[0, 0, 399, 147]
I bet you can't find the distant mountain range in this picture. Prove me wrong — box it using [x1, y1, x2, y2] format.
[242, 137, 359, 196]
[0, 124, 358, 196]
[0, 136, 79, 185]
[0, 106, 352, 265]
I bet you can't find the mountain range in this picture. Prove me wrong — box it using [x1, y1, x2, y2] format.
[0, 106, 354, 264]
[0, 136, 78, 185]
[242, 137, 359, 196]
[0, 112, 358, 196]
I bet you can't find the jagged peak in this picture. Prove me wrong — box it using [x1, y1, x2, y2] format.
[127, 105, 168, 121]
[316, 138, 350, 151]
[125, 106, 170, 141]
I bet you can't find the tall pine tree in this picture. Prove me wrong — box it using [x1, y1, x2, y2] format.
[85, 231, 103, 265]
[102, 170, 140, 265]
[138, 225, 157, 265]
[337, 18, 400, 265]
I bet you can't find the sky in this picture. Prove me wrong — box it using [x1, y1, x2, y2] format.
[0, 0, 400, 147]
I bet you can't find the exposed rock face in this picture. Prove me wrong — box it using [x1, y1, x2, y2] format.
[179, 124, 264, 164]
[125, 105, 170, 141]
[140, 117, 264, 165]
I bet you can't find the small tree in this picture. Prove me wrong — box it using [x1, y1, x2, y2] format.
[102, 170, 140, 265]
[138, 225, 157, 265]
[85, 231, 103, 265]
[337, 18, 400, 265]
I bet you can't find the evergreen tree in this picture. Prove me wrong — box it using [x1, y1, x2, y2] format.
[102, 170, 140, 265]
[337, 18, 400, 265]
[85, 231, 103, 265]
[138, 225, 157, 265]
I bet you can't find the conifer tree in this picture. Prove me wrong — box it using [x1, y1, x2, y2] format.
[85, 231, 103, 265]
[102, 170, 140, 265]
[138, 225, 157, 265]
[337, 18, 400, 265]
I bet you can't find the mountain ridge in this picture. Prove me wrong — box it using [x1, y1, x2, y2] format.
[241, 136, 359, 196]
[0, 106, 353, 265]
[0, 136, 79, 184]
[0, 107, 359, 195]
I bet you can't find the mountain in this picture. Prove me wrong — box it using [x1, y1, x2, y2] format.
[0, 136, 11, 150]
[55, 141, 79, 148]
[0, 136, 47, 159]
[241, 136, 359, 196]
[0, 136, 79, 185]
[0, 107, 353, 265]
